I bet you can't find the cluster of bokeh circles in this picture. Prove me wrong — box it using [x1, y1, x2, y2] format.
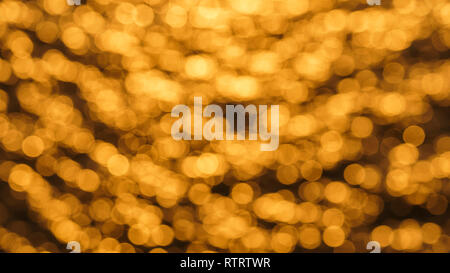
[0, 0, 449, 253]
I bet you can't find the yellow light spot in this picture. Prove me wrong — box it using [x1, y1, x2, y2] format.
[283, 0, 309, 16]
[389, 144, 419, 166]
[8, 164, 33, 192]
[62, 27, 87, 50]
[403, 125, 425, 146]
[324, 182, 349, 204]
[421, 223, 441, 244]
[36, 21, 59, 44]
[320, 131, 343, 152]
[22, 136, 44, 158]
[135, 4, 154, 27]
[231, 183, 254, 205]
[128, 224, 150, 245]
[323, 226, 345, 247]
[188, 183, 210, 205]
[152, 225, 174, 246]
[115, 3, 136, 25]
[299, 182, 324, 202]
[185, 55, 216, 80]
[289, 115, 317, 137]
[300, 160, 322, 181]
[276, 165, 299, 185]
[322, 208, 345, 227]
[196, 153, 219, 176]
[371, 225, 393, 247]
[107, 154, 129, 176]
[249, 51, 279, 75]
[344, 164, 366, 185]
[351, 116, 373, 138]
[386, 169, 410, 192]
[165, 5, 187, 28]
[76, 169, 100, 192]
[298, 225, 321, 249]
[380, 93, 406, 116]
[229, 0, 262, 15]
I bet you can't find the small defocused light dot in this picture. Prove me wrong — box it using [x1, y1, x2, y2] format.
[371, 225, 394, 247]
[324, 182, 349, 204]
[107, 154, 129, 176]
[351, 117, 373, 138]
[76, 169, 100, 192]
[231, 183, 254, 205]
[22, 136, 44, 158]
[323, 226, 345, 247]
[298, 225, 321, 249]
[403, 125, 425, 146]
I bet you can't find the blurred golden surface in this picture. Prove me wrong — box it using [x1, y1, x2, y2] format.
[0, 0, 449, 253]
